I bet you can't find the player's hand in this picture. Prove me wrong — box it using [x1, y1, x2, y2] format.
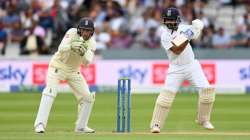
[71, 41, 87, 56]
[71, 41, 84, 50]
[181, 28, 194, 41]
[192, 19, 204, 31]
[78, 45, 87, 56]
[191, 19, 204, 39]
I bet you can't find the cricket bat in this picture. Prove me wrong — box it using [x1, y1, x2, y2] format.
[171, 34, 188, 47]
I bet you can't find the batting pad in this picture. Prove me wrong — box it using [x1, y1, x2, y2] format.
[150, 90, 176, 129]
[197, 88, 215, 123]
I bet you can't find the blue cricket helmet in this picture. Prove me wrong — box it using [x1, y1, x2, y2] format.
[77, 17, 95, 36]
[161, 7, 181, 30]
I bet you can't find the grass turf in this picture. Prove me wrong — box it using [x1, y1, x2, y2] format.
[0, 93, 250, 140]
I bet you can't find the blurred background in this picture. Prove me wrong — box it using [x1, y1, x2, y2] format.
[0, 0, 249, 57]
[0, 0, 250, 93]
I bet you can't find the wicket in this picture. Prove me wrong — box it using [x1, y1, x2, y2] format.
[117, 78, 131, 132]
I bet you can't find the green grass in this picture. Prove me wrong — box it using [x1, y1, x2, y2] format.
[0, 93, 250, 140]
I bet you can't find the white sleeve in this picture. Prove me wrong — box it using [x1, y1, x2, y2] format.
[82, 49, 94, 66]
[161, 32, 172, 51]
[58, 37, 71, 52]
[82, 38, 96, 66]
[58, 28, 76, 52]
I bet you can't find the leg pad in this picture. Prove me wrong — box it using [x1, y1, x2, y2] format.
[150, 90, 176, 129]
[197, 87, 216, 123]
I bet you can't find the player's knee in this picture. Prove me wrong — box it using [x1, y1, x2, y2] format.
[78, 92, 95, 104]
[42, 86, 57, 98]
[199, 87, 215, 103]
[156, 90, 176, 108]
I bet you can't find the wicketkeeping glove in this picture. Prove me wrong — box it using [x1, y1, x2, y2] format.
[71, 41, 87, 56]
[78, 45, 87, 56]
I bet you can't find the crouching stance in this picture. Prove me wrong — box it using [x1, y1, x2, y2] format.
[34, 18, 96, 133]
[150, 7, 215, 133]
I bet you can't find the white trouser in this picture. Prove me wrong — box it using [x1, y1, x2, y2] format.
[34, 66, 93, 129]
[164, 60, 210, 93]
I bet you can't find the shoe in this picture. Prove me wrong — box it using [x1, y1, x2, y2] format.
[150, 124, 160, 133]
[75, 126, 95, 133]
[35, 123, 45, 133]
[202, 121, 215, 130]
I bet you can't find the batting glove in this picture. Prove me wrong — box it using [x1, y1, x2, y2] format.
[191, 19, 204, 39]
[181, 28, 194, 41]
[192, 19, 204, 31]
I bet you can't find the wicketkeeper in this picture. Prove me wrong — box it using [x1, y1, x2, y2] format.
[150, 7, 216, 133]
[34, 17, 96, 133]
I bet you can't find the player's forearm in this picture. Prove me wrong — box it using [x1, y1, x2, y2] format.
[82, 49, 95, 66]
[58, 44, 71, 52]
[58, 37, 72, 52]
[170, 40, 189, 55]
[58, 32, 73, 52]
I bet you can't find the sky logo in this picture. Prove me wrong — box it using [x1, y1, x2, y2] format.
[0, 65, 28, 85]
[118, 65, 148, 84]
[239, 65, 250, 80]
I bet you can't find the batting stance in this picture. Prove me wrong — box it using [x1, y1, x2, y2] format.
[34, 18, 96, 133]
[150, 7, 215, 133]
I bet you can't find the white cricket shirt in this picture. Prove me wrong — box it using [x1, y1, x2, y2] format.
[50, 28, 96, 71]
[160, 24, 195, 66]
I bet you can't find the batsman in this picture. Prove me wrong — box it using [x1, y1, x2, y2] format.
[150, 7, 215, 133]
[34, 18, 96, 133]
